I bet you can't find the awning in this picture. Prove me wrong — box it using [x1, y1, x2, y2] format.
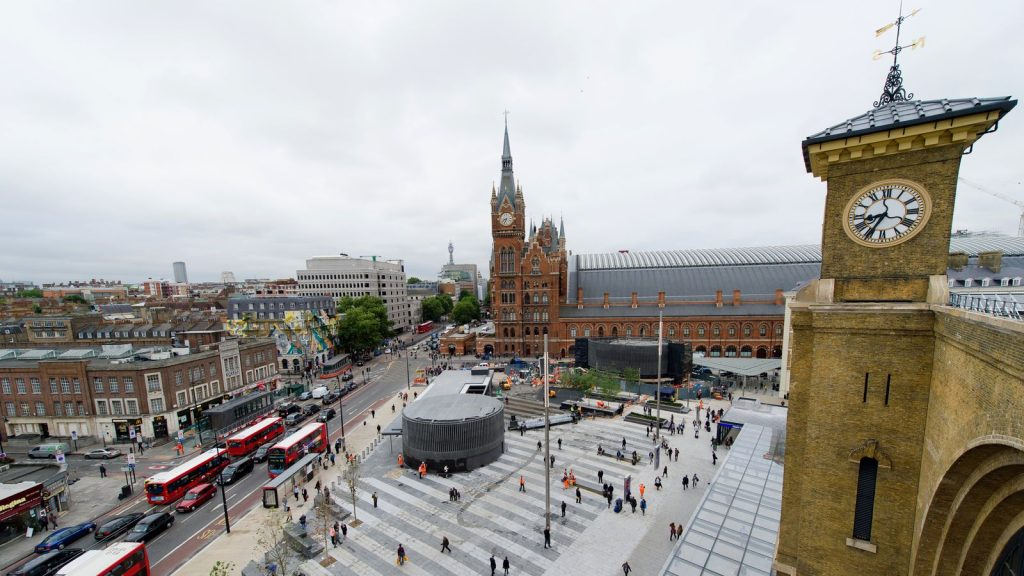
[693, 357, 782, 376]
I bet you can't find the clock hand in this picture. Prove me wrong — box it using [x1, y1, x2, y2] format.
[866, 203, 891, 238]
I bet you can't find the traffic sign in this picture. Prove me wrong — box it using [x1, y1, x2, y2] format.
[127, 453, 136, 465]
[55, 452, 65, 464]
[129, 427, 137, 440]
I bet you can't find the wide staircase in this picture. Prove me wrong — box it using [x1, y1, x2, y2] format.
[503, 396, 549, 419]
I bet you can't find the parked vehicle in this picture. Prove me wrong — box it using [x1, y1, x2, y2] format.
[310, 386, 329, 399]
[34, 522, 95, 553]
[252, 444, 271, 463]
[302, 404, 319, 417]
[94, 513, 144, 541]
[28, 443, 70, 459]
[341, 373, 354, 381]
[217, 457, 254, 485]
[297, 391, 313, 401]
[284, 413, 306, 427]
[316, 408, 336, 423]
[6, 548, 83, 576]
[84, 448, 121, 459]
[277, 402, 301, 417]
[123, 512, 173, 542]
[322, 390, 341, 404]
[174, 484, 217, 513]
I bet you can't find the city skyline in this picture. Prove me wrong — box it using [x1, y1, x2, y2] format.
[1, 2, 1022, 284]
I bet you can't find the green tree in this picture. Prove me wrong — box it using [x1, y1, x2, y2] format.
[337, 308, 387, 354]
[451, 299, 477, 324]
[16, 288, 43, 298]
[407, 277, 423, 284]
[62, 294, 87, 304]
[32, 304, 42, 314]
[437, 293, 454, 315]
[421, 297, 444, 322]
[622, 367, 641, 398]
[208, 560, 234, 576]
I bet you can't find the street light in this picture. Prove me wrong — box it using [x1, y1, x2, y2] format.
[405, 354, 411, 390]
[337, 397, 347, 454]
[214, 433, 231, 534]
[543, 334, 551, 532]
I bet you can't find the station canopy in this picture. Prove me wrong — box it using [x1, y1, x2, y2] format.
[693, 357, 782, 376]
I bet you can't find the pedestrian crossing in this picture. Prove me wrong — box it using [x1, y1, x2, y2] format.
[320, 416, 698, 575]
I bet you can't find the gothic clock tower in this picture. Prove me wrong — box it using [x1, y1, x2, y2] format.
[491, 121, 526, 357]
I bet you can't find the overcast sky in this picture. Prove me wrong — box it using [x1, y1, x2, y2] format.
[2, 1, 1021, 284]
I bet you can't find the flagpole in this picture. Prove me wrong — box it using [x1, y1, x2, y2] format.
[656, 311, 663, 440]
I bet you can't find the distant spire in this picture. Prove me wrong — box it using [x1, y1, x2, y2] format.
[448, 241, 454, 265]
[496, 115, 516, 211]
[502, 112, 512, 170]
[559, 215, 565, 238]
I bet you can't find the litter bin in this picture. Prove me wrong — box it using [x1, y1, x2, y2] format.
[119, 485, 132, 500]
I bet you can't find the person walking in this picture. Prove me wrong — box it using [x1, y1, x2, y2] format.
[340, 522, 347, 539]
[503, 556, 510, 575]
[712, 451, 718, 466]
[669, 522, 677, 541]
[622, 437, 627, 450]
[372, 491, 378, 508]
[557, 438, 562, 450]
[575, 486, 582, 504]
[519, 475, 526, 492]
[663, 465, 668, 478]
[397, 543, 406, 566]
[99, 463, 107, 478]
[640, 498, 647, 516]
[490, 555, 497, 575]
[682, 475, 689, 490]
[330, 525, 337, 547]
[302, 488, 309, 503]
[629, 497, 637, 514]
[674, 447, 679, 461]
[39, 508, 48, 532]
[639, 483, 645, 499]
[692, 473, 700, 488]
[293, 485, 300, 501]
[598, 470, 604, 484]
[561, 501, 567, 518]
[440, 536, 451, 553]
[543, 527, 551, 549]
[622, 561, 632, 575]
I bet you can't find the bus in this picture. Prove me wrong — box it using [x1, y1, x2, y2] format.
[56, 542, 149, 576]
[144, 448, 231, 505]
[267, 422, 328, 478]
[202, 390, 275, 435]
[226, 417, 286, 457]
[416, 321, 434, 334]
[319, 353, 352, 380]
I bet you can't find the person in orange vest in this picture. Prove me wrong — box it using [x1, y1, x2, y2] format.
[418, 462, 427, 478]
[639, 483, 646, 499]
[397, 453, 404, 468]
[519, 475, 526, 492]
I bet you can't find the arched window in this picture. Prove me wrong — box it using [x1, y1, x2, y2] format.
[640, 326, 647, 337]
[584, 327, 591, 337]
[743, 324, 751, 337]
[775, 324, 783, 336]
[570, 327, 577, 338]
[698, 325, 706, 337]
[542, 311, 548, 321]
[853, 458, 879, 541]
[625, 327, 633, 337]
[683, 325, 691, 337]
[710, 345, 721, 357]
[695, 345, 707, 354]
[542, 327, 548, 335]
[725, 345, 737, 357]
[740, 346, 752, 358]
[524, 292, 530, 304]
[611, 326, 618, 337]
[531, 258, 540, 274]
[533, 293, 539, 304]
[712, 324, 721, 337]
[510, 328, 515, 338]
[728, 325, 736, 337]
[534, 327, 540, 336]
[756, 347, 768, 359]
[503, 328, 508, 338]
[668, 326, 676, 337]
[542, 293, 548, 304]
[598, 326, 605, 337]
[759, 324, 768, 337]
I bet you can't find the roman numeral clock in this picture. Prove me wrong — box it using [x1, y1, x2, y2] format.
[844, 179, 931, 247]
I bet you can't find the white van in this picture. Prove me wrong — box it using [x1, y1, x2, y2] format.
[310, 386, 329, 399]
[29, 443, 70, 459]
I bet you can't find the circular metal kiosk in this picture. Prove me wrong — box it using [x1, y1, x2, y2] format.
[402, 395, 505, 472]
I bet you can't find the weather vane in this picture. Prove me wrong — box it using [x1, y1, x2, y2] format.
[872, 3, 925, 108]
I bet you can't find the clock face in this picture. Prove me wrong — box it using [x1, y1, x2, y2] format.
[844, 180, 932, 247]
[499, 212, 514, 226]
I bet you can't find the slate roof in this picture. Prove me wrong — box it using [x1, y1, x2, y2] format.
[802, 97, 1017, 172]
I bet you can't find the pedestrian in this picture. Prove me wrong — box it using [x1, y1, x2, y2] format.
[302, 488, 309, 503]
[646, 425, 650, 437]
[449, 487, 455, 502]
[324, 487, 330, 500]
[669, 522, 677, 541]
[550, 455, 555, 468]
[138, 442, 144, 456]
[557, 438, 562, 450]
[50, 514, 57, 530]
[315, 480, 321, 493]
[713, 452, 718, 466]
[607, 491, 613, 508]
[629, 497, 637, 513]
[330, 526, 337, 547]
[692, 473, 700, 488]
[456, 489, 461, 501]
[490, 555, 497, 576]
[536, 440, 541, 449]
[676, 524, 683, 539]
[293, 485, 300, 500]
[39, 508, 48, 532]
[503, 556, 510, 575]
[377, 424, 381, 435]
[519, 475, 526, 492]
[598, 470, 604, 484]
[392, 404, 396, 413]
[543, 527, 551, 549]
[441, 536, 451, 553]
[372, 491, 378, 508]
[640, 498, 647, 515]
[655, 476, 662, 490]
[340, 523, 347, 539]
[622, 437, 626, 450]
[397, 544, 406, 566]
[682, 475, 689, 490]
[639, 483, 645, 499]
[371, 409, 376, 418]
[663, 465, 668, 477]
[623, 561, 632, 575]
[520, 424, 525, 437]
[674, 447, 679, 461]
[561, 501, 567, 517]
[575, 486, 582, 504]
[99, 463, 107, 478]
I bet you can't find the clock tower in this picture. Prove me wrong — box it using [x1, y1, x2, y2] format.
[775, 85, 1016, 576]
[491, 121, 526, 356]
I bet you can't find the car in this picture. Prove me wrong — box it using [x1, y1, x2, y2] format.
[355, 360, 364, 367]
[297, 391, 313, 401]
[284, 413, 306, 427]
[341, 373, 354, 381]
[123, 512, 173, 542]
[6, 548, 84, 576]
[322, 390, 341, 404]
[302, 403, 319, 417]
[175, 484, 217, 513]
[277, 402, 301, 417]
[33, 522, 96, 553]
[310, 386, 329, 399]
[217, 457, 254, 485]
[252, 444, 271, 463]
[84, 448, 121, 459]
[346, 381, 357, 392]
[316, 408, 336, 423]
[93, 513, 144, 541]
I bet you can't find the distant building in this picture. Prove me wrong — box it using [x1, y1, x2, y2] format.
[440, 242, 480, 298]
[0, 281, 38, 296]
[221, 271, 237, 285]
[173, 261, 188, 284]
[407, 282, 438, 323]
[297, 254, 414, 333]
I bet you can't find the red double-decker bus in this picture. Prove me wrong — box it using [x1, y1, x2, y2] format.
[417, 321, 434, 334]
[144, 448, 230, 505]
[56, 542, 149, 576]
[267, 422, 328, 478]
[226, 416, 286, 457]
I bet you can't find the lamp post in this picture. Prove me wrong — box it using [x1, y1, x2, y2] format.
[337, 398, 347, 454]
[543, 334, 551, 532]
[655, 312, 663, 439]
[405, 354, 411, 390]
[214, 433, 231, 533]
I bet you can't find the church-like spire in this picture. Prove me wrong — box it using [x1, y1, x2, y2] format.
[502, 117, 512, 170]
[495, 117, 517, 211]
[559, 215, 565, 238]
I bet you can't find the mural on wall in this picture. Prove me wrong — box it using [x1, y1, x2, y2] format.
[223, 310, 335, 358]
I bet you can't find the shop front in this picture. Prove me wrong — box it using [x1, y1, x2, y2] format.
[42, 472, 69, 515]
[0, 482, 43, 545]
[112, 418, 143, 443]
[152, 415, 169, 439]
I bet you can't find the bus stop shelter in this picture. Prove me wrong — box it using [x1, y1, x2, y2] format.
[261, 452, 321, 508]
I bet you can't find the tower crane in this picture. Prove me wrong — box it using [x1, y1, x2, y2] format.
[958, 177, 1024, 237]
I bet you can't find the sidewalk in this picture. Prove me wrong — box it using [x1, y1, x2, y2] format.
[174, 395, 390, 576]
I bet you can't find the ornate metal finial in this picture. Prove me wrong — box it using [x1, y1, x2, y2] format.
[872, 4, 925, 108]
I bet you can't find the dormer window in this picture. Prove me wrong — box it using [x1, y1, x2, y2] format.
[964, 278, 973, 287]
[1001, 278, 1010, 287]
[981, 278, 991, 287]
[948, 278, 956, 288]
[1014, 277, 1022, 287]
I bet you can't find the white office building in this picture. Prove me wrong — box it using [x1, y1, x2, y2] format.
[297, 254, 414, 332]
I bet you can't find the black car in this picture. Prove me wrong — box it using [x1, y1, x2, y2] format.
[94, 513, 144, 541]
[278, 403, 301, 417]
[346, 381, 358, 392]
[252, 444, 271, 463]
[123, 512, 173, 543]
[355, 360, 364, 367]
[218, 456, 254, 485]
[316, 408, 336, 423]
[322, 390, 341, 404]
[302, 403, 320, 417]
[284, 413, 305, 427]
[341, 373, 354, 381]
[6, 549, 83, 576]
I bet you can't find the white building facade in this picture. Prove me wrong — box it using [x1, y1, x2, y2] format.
[297, 255, 414, 333]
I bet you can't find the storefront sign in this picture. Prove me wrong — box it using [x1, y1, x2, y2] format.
[0, 485, 42, 522]
[0, 496, 28, 514]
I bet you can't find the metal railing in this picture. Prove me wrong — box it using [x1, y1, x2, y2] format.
[948, 293, 1023, 321]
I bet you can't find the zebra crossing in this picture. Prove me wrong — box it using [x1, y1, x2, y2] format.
[320, 416, 679, 575]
